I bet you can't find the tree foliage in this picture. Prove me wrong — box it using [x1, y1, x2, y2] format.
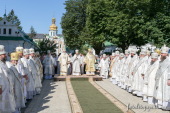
[62, 0, 170, 54]
[61, 0, 88, 49]
[28, 26, 37, 39]
[36, 38, 57, 54]
[7, 9, 22, 30]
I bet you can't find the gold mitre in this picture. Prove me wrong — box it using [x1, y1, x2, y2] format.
[16, 46, 23, 53]
[11, 52, 19, 60]
[88, 48, 92, 52]
[155, 48, 161, 55]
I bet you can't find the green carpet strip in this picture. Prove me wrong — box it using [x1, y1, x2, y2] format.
[71, 78, 123, 113]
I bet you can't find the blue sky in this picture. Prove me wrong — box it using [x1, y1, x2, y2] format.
[0, 0, 66, 34]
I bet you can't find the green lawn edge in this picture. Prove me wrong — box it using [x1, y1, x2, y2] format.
[71, 78, 123, 113]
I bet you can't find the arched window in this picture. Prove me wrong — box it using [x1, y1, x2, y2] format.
[9, 29, 12, 35]
[3, 28, 6, 34]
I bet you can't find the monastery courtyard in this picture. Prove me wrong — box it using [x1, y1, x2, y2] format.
[22, 75, 169, 113]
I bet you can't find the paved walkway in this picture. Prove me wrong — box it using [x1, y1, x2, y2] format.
[96, 79, 170, 113]
[24, 80, 72, 113]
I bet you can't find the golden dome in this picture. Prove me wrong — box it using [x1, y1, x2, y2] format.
[50, 24, 57, 30]
[49, 18, 57, 30]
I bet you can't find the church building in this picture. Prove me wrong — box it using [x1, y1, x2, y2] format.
[46, 18, 66, 55]
[0, 13, 35, 53]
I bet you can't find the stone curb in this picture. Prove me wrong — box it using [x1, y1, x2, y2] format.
[89, 78, 134, 113]
[66, 77, 83, 113]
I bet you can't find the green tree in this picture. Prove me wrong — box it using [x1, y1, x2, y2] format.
[62, 0, 170, 53]
[28, 26, 37, 39]
[85, 0, 170, 51]
[7, 9, 22, 30]
[82, 0, 109, 54]
[61, 0, 88, 49]
[36, 38, 57, 54]
[79, 44, 89, 55]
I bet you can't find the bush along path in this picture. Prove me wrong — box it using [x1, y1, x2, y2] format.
[71, 78, 123, 113]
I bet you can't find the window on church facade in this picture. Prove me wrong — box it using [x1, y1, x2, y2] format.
[0, 29, 1, 34]
[4, 22, 6, 25]
[3, 29, 6, 34]
[9, 29, 12, 35]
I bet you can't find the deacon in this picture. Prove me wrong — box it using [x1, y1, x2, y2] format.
[98, 54, 109, 78]
[111, 51, 120, 84]
[0, 45, 16, 113]
[58, 49, 71, 76]
[6, 52, 25, 113]
[43, 50, 55, 79]
[72, 50, 81, 75]
[67, 53, 72, 75]
[84, 48, 96, 75]
[80, 53, 85, 75]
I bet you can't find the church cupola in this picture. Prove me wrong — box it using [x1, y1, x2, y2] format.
[50, 18, 57, 30]
[49, 18, 57, 37]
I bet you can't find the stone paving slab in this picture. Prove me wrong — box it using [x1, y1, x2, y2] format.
[96, 79, 170, 113]
[24, 80, 72, 113]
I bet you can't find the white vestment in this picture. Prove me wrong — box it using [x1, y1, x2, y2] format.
[154, 57, 170, 102]
[127, 55, 139, 87]
[0, 61, 16, 113]
[122, 55, 131, 86]
[29, 57, 42, 94]
[6, 62, 25, 109]
[21, 57, 35, 99]
[58, 53, 70, 76]
[111, 56, 119, 79]
[43, 55, 55, 75]
[72, 54, 81, 75]
[142, 60, 159, 97]
[118, 58, 126, 86]
[116, 58, 125, 83]
[132, 56, 148, 93]
[17, 58, 27, 101]
[98, 58, 109, 78]
[35, 57, 43, 80]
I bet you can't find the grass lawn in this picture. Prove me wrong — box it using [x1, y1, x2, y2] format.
[71, 78, 123, 113]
